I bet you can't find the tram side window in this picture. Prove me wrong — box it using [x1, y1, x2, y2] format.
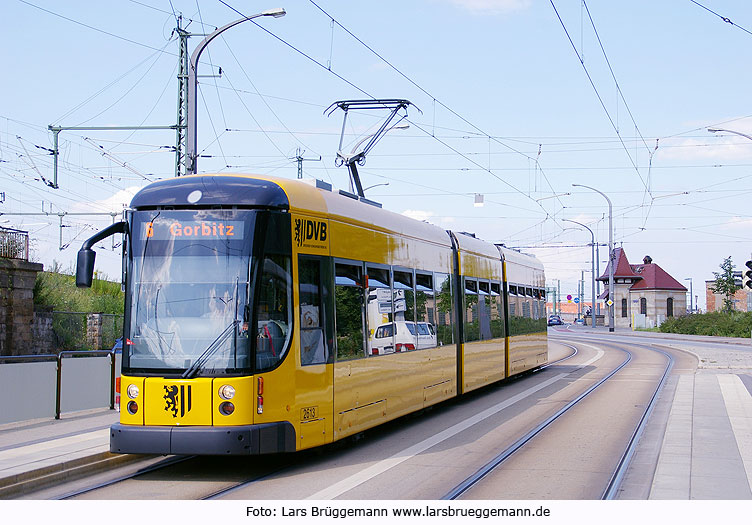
[520, 287, 532, 319]
[416, 273, 439, 349]
[299, 256, 329, 366]
[256, 255, 293, 371]
[393, 269, 417, 351]
[506, 284, 515, 318]
[477, 281, 493, 341]
[538, 290, 546, 320]
[490, 281, 505, 338]
[334, 262, 365, 361]
[366, 265, 393, 356]
[463, 278, 479, 342]
[435, 272, 454, 346]
[521, 300, 531, 319]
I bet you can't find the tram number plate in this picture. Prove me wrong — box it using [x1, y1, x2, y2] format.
[300, 406, 318, 421]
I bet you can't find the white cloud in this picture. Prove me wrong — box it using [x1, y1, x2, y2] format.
[401, 209, 456, 227]
[657, 137, 752, 162]
[402, 209, 435, 222]
[724, 216, 752, 230]
[659, 118, 752, 162]
[71, 186, 141, 214]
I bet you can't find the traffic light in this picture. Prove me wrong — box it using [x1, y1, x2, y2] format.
[744, 260, 752, 290]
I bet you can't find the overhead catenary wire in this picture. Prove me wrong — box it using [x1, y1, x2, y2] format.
[305, 0, 567, 214]
[215, 0, 565, 221]
[549, 0, 652, 199]
[689, 0, 752, 37]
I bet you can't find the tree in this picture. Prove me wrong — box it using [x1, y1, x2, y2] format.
[711, 256, 738, 312]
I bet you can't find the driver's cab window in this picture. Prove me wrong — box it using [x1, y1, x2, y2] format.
[256, 254, 292, 370]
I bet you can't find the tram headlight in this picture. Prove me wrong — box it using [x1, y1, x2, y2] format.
[218, 384, 236, 400]
[127, 384, 140, 399]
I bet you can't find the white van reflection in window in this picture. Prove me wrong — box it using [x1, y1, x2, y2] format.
[370, 321, 437, 355]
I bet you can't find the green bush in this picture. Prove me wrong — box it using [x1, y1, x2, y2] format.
[34, 265, 124, 314]
[659, 311, 752, 338]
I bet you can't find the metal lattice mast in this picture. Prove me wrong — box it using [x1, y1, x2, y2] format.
[290, 148, 321, 179]
[175, 16, 190, 177]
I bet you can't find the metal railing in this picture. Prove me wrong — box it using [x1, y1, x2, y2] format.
[0, 226, 29, 260]
[0, 350, 116, 419]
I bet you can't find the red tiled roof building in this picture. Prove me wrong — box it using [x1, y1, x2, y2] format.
[597, 249, 687, 328]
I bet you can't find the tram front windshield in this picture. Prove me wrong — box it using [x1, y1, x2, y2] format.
[125, 209, 254, 375]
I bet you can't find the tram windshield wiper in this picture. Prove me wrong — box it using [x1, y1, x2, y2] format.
[182, 320, 239, 379]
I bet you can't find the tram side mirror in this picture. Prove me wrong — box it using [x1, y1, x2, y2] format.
[76, 248, 96, 288]
[75, 220, 127, 288]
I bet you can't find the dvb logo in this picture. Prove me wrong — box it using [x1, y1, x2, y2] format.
[295, 218, 327, 248]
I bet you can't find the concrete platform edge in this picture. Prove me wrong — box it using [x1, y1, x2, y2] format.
[0, 451, 144, 499]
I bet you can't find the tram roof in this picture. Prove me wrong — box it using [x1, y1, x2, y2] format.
[130, 174, 289, 209]
[451, 231, 502, 261]
[498, 245, 543, 272]
[130, 174, 453, 248]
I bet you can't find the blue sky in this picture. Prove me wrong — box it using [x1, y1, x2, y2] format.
[2, 0, 752, 311]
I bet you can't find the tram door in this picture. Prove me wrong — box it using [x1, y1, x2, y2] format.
[296, 255, 335, 449]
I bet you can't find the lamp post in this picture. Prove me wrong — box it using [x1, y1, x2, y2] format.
[186, 8, 286, 174]
[572, 184, 614, 332]
[363, 182, 390, 192]
[564, 219, 596, 327]
[708, 127, 752, 142]
[685, 277, 693, 314]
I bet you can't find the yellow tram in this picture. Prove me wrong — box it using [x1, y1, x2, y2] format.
[76, 174, 546, 455]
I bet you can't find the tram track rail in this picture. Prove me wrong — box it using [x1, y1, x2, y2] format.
[601, 342, 673, 499]
[57, 455, 194, 500]
[442, 337, 673, 500]
[57, 451, 307, 500]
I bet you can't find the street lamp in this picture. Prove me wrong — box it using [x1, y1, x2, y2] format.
[684, 277, 693, 314]
[363, 182, 390, 192]
[708, 127, 752, 142]
[563, 219, 596, 327]
[572, 183, 614, 332]
[186, 8, 286, 174]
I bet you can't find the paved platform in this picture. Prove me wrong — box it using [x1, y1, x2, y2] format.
[1, 328, 751, 499]
[562, 326, 752, 499]
[0, 408, 138, 498]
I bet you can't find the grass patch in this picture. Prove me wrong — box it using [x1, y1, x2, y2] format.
[34, 263, 123, 314]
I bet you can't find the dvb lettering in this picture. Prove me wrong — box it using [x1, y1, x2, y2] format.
[304, 220, 327, 242]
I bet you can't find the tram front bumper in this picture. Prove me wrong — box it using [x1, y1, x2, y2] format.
[110, 422, 296, 455]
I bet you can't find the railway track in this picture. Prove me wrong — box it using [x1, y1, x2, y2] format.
[445, 337, 674, 500]
[50, 337, 673, 500]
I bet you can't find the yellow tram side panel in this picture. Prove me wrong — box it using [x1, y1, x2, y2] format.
[453, 235, 506, 393]
[282, 180, 456, 448]
[507, 332, 548, 375]
[324, 205, 457, 441]
[267, 180, 339, 451]
[286, 208, 335, 451]
[501, 247, 548, 376]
